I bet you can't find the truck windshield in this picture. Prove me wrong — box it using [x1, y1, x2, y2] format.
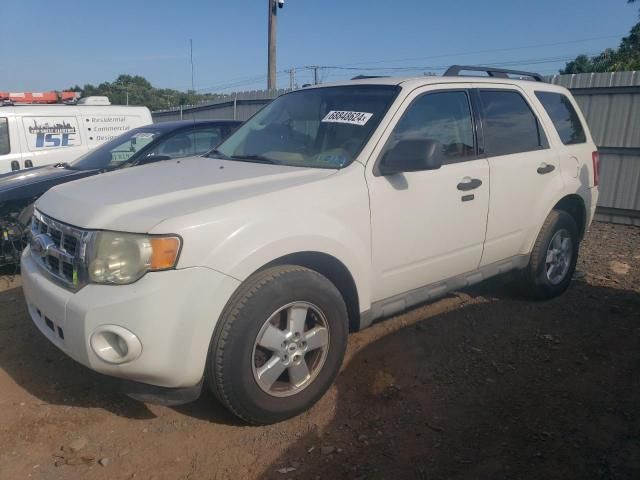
[70, 128, 164, 170]
[211, 85, 400, 169]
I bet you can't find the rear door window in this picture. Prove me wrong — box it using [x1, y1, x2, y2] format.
[479, 90, 547, 157]
[0, 118, 9, 155]
[534, 91, 587, 145]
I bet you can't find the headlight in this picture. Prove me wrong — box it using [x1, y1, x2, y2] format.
[88, 231, 181, 285]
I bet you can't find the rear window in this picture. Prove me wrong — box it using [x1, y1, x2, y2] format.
[535, 91, 587, 145]
[479, 90, 547, 157]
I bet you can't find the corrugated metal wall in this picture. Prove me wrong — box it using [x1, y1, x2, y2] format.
[152, 72, 640, 225]
[152, 89, 289, 123]
[549, 71, 640, 225]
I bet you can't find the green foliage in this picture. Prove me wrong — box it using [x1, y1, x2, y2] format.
[69, 74, 221, 111]
[561, 21, 640, 73]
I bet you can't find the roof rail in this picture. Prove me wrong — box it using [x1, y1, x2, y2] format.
[351, 75, 389, 80]
[444, 65, 545, 82]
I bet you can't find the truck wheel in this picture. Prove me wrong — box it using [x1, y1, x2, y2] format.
[206, 265, 348, 425]
[520, 210, 579, 300]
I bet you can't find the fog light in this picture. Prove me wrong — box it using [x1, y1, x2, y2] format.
[90, 325, 142, 364]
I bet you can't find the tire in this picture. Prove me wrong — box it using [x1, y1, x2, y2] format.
[519, 210, 579, 300]
[206, 265, 349, 425]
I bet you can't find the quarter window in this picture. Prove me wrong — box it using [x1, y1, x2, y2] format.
[0, 118, 10, 155]
[480, 90, 547, 157]
[385, 91, 475, 163]
[535, 91, 586, 145]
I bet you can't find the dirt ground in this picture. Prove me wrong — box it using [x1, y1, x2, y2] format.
[0, 221, 638, 480]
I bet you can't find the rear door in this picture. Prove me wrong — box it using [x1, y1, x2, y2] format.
[475, 86, 563, 266]
[534, 90, 596, 186]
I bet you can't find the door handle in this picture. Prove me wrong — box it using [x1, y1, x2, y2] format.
[537, 163, 556, 174]
[457, 178, 483, 191]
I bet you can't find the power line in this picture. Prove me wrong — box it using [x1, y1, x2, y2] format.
[195, 69, 291, 92]
[183, 34, 622, 93]
[328, 34, 625, 68]
[301, 52, 599, 75]
[167, 32, 626, 93]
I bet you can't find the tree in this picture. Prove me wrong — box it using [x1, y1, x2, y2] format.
[560, 0, 639, 73]
[560, 21, 640, 73]
[69, 75, 223, 111]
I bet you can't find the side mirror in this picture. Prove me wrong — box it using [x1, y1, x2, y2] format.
[378, 139, 443, 176]
[136, 155, 172, 165]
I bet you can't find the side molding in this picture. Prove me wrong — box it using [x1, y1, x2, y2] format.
[358, 254, 529, 329]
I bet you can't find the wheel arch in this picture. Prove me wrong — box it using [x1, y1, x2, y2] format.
[260, 251, 362, 332]
[552, 194, 587, 239]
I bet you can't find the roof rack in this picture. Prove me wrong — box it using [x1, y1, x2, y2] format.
[351, 75, 389, 80]
[444, 65, 545, 82]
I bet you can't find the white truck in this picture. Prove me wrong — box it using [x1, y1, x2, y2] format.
[21, 66, 598, 424]
[0, 97, 151, 174]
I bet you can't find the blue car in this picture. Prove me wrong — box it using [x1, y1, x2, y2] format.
[0, 119, 241, 265]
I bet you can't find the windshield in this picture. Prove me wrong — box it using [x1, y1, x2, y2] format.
[70, 127, 164, 170]
[212, 85, 400, 169]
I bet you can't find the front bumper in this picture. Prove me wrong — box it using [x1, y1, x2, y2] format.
[21, 247, 240, 388]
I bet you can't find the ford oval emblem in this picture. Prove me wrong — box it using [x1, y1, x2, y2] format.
[30, 234, 54, 257]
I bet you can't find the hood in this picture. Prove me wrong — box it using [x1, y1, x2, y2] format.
[0, 165, 97, 203]
[36, 156, 336, 232]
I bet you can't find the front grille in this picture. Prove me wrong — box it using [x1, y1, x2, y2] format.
[63, 236, 78, 256]
[48, 255, 60, 272]
[30, 210, 91, 290]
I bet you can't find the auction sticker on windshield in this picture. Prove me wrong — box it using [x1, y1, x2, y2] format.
[322, 111, 373, 126]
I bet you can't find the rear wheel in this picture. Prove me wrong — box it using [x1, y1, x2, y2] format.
[519, 210, 579, 300]
[206, 265, 348, 425]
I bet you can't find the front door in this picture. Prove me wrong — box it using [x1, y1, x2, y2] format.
[366, 87, 490, 304]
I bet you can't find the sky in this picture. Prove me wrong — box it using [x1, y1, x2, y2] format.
[1, 0, 637, 93]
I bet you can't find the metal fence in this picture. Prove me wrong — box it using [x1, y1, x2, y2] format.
[549, 71, 640, 226]
[153, 71, 640, 225]
[152, 89, 288, 123]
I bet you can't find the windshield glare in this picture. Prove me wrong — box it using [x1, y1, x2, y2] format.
[213, 85, 399, 169]
[70, 128, 163, 170]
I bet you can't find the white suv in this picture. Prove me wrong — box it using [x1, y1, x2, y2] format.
[21, 66, 599, 424]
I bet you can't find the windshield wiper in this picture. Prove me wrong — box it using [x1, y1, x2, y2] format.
[230, 154, 279, 164]
[206, 149, 231, 160]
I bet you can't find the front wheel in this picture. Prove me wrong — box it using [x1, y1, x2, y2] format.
[519, 210, 580, 300]
[206, 265, 348, 425]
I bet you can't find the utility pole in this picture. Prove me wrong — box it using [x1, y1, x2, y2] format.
[267, 0, 277, 90]
[313, 66, 319, 85]
[288, 68, 296, 89]
[190, 39, 195, 91]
